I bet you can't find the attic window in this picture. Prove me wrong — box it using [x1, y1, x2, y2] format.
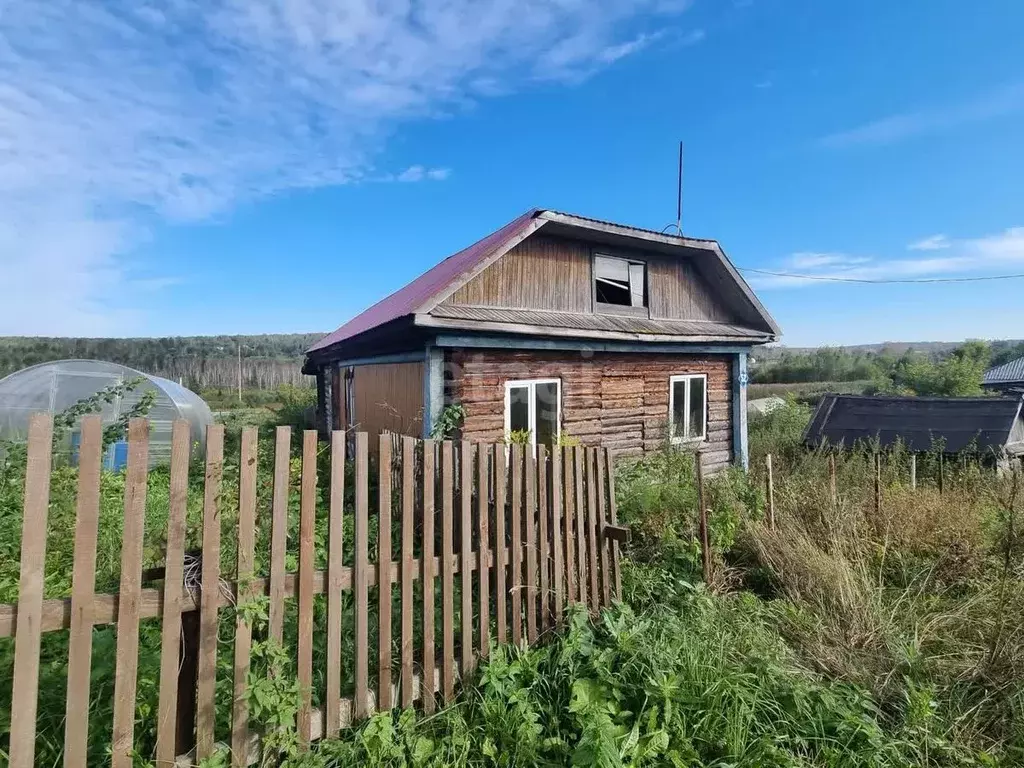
[594, 254, 646, 308]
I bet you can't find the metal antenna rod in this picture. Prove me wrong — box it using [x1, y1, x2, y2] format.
[676, 141, 683, 235]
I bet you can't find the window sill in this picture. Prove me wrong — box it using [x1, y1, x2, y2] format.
[594, 302, 650, 318]
[670, 437, 707, 449]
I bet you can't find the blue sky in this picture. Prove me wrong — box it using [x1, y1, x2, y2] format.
[1, 0, 1022, 346]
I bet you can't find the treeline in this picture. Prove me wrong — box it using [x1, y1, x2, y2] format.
[753, 339, 1024, 397]
[0, 334, 322, 390]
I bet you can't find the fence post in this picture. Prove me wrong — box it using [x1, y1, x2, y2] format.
[874, 452, 882, 516]
[694, 452, 712, 584]
[910, 454, 917, 491]
[765, 454, 775, 530]
[828, 453, 837, 511]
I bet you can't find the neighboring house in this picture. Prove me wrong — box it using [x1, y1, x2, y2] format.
[804, 394, 1024, 468]
[983, 356, 1024, 396]
[303, 209, 779, 471]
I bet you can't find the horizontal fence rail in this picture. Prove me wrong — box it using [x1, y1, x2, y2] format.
[0, 415, 621, 766]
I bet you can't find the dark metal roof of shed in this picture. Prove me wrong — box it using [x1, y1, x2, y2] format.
[804, 394, 1024, 454]
[984, 356, 1024, 386]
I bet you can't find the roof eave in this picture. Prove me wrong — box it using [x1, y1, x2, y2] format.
[414, 313, 774, 345]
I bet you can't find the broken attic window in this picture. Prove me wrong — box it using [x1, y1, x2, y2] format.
[595, 254, 646, 307]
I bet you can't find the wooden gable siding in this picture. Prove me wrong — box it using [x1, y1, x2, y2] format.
[446, 234, 592, 313]
[335, 362, 424, 438]
[443, 233, 739, 324]
[446, 350, 733, 471]
[647, 259, 735, 322]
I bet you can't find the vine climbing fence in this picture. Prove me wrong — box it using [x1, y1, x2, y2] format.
[1, 414, 622, 767]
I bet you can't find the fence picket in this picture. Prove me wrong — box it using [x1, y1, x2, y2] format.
[460, 441, 474, 673]
[525, 450, 538, 644]
[378, 435, 394, 711]
[510, 444, 523, 645]
[494, 445, 508, 644]
[478, 444, 491, 658]
[586, 449, 600, 613]
[537, 445, 550, 632]
[574, 448, 588, 608]
[354, 433, 370, 719]
[268, 426, 291, 644]
[441, 441, 455, 702]
[111, 418, 150, 767]
[421, 440, 437, 714]
[155, 420, 191, 766]
[8, 413, 53, 768]
[401, 436, 415, 708]
[297, 430, 318, 744]
[562, 446, 576, 605]
[231, 427, 258, 765]
[63, 415, 103, 767]
[551, 447, 564, 622]
[326, 430, 346, 738]
[605, 448, 622, 599]
[596, 449, 612, 609]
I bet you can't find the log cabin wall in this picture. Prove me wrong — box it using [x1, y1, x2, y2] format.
[333, 362, 425, 438]
[446, 349, 733, 471]
[443, 233, 739, 323]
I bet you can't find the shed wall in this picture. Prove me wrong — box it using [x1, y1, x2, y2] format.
[447, 349, 733, 471]
[336, 362, 424, 438]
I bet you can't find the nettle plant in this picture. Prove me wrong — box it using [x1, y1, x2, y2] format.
[429, 404, 465, 440]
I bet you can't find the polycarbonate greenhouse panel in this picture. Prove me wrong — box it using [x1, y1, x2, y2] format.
[0, 359, 213, 466]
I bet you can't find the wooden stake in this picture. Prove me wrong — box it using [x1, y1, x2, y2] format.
[874, 452, 882, 517]
[828, 453, 837, 510]
[765, 454, 775, 530]
[694, 452, 712, 584]
[909, 454, 917, 491]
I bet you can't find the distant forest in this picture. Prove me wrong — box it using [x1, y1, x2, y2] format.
[0, 335, 322, 390]
[751, 339, 1024, 397]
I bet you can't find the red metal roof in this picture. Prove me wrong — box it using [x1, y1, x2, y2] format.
[308, 209, 540, 353]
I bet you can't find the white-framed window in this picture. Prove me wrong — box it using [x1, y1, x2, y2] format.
[669, 374, 707, 444]
[504, 378, 561, 446]
[594, 254, 646, 308]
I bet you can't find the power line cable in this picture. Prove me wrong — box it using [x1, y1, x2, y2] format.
[738, 267, 1024, 284]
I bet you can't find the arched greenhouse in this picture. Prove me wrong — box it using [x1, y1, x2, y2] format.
[0, 359, 213, 468]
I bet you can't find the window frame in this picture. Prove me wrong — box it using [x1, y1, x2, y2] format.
[503, 377, 562, 447]
[668, 373, 708, 445]
[592, 252, 649, 315]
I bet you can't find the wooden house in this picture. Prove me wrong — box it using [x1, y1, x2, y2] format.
[303, 209, 779, 471]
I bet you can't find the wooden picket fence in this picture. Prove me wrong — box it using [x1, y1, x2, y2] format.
[1, 414, 623, 767]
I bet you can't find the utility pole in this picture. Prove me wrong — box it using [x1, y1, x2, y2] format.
[237, 343, 242, 404]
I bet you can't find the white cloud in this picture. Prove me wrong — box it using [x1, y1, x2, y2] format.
[787, 252, 870, 269]
[751, 227, 1024, 289]
[820, 82, 1024, 148]
[0, 0, 693, 335]
[395, 165, 452, 182]
[907, 234, 951, 251]
[598, 33, 657, 64]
